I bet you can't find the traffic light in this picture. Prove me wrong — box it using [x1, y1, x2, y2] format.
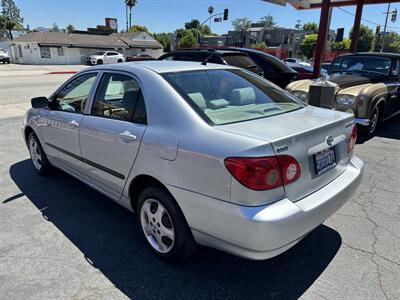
[223, 9, 229, 21]
[375, 25, 381, 35]
[391, 9, 397, 23]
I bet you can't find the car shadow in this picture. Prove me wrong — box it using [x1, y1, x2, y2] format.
[357, 114, 400, 144]
[8, 160, 342, 300]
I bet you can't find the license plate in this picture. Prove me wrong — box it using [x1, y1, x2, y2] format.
[314, 148, 336, 176]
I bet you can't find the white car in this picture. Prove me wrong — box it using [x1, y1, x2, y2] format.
[284, 58, 311, 67]
[86, 51, 125, 65]
[0, 48, 10, 64]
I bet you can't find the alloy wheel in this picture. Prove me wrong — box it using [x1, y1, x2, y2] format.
[369, 106, 379, 134]
[29, 136, 42, 171]
[140, 199, 175, 253]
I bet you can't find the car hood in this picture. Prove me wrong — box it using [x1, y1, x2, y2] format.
[327, 74, 385, 89]
[0, 52, 9, 58]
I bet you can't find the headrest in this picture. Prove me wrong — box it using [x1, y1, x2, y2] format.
[208, 99, 229, 109]
[230, 87, 256, 106]
[188, 93, 206, 110]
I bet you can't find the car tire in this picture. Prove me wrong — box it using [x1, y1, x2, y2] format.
[97, 59, 103, 65]
[28, 132, 52, 175]
[136, 185, 196, 262]
[117, 59, 123, 63]
[360, 105, 380, 137]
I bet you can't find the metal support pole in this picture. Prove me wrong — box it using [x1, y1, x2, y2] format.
[350, 0, 364, 53]
[381, 1, 391, 52]
[313, 0, 331, 79]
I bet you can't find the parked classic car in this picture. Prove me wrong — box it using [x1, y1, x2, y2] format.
[286, 53, 400, 136]
[158, 49, 264, 77]
[220, 48, 298, 88]
[24, 61, 363, 261]
[86, 51, 125, 65]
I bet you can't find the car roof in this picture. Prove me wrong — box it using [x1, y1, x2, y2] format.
[86, 60, 239, 74]
[337, 52, 400, 59]
[167, 49, 247, 55]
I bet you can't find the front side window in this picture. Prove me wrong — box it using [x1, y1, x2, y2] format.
[163, 69, 304, 125]
[330, 56, 392, 76]
[52, 73, 97, 113]
[91, 73, 146, 123]
[40, 47, 51, 59]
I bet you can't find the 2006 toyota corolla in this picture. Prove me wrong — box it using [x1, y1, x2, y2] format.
[23, 61, 363, 261]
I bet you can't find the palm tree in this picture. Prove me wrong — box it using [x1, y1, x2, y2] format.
[208, 6, 214, 28]
[125, 0, 137, 30]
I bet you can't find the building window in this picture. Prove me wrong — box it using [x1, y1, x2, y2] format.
[141, 48, 146, 52]
[40, 47, 51, 59]
[57, 47, 64, 56]
[18, 45, 23, 58]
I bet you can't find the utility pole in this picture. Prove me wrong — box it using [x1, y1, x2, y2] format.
[381, 1, 391, 52]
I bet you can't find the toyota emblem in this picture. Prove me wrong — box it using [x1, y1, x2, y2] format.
[326, 135, 334, 147]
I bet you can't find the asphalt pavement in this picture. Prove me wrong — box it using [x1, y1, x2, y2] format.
[0, 65, 399, 300]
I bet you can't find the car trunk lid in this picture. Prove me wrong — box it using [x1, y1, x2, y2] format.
[216, 106, 355, 202]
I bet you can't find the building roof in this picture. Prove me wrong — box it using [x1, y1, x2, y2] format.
[12, 31, 162, 49]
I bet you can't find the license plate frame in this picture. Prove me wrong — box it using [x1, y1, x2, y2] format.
[313, 147, 336, 176]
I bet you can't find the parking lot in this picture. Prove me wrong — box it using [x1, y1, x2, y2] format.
[0, 65, 399, 299]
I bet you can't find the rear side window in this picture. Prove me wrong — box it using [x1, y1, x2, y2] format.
[222, 54, 255, 69]
[163, 69, 304, 125]
[91, 73, 147, 123]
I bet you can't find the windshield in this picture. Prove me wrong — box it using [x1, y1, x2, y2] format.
[163, 69, 304, 125]
[329, 56, 392, 76]
[95, 51, 106, 55]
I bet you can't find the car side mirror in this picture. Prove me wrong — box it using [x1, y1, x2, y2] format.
[31, 96, 49, 109]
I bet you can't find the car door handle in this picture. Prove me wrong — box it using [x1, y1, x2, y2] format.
[119, 131, 137, 141]
[68, 120, 80, 127]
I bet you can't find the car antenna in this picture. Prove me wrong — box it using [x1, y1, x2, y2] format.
[201, 53, 216, 66]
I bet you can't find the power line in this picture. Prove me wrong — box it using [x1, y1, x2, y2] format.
[336, 7, 400, 31]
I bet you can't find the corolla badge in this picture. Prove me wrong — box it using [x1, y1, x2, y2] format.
[326, 135, 334, 147]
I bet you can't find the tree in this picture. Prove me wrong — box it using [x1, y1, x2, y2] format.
[125, 0, 137, 29]
[208, 6, 214, 29]
[153, 32, 171, 52]
[382, 32, 400, 52]
[259, 15, 275, 27]
[178, 30, 196, 48]
[1, 0, 23, 40]
[303, 22, 318, 33]
[232, 17, 252, 31]
[66, 24, 75, 33]
[300, 34, 318, 59]
[349, 24, 373, 52]
[331, 38, 351, 51]
[185, 19, 200, 30]
[50, 22, 59, 32]
[128, 24, 149, 33]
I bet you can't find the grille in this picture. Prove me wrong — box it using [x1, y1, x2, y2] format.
[308, 80, 338, 109]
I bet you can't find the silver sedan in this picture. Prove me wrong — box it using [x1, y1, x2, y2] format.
[23, 61, 363, 261]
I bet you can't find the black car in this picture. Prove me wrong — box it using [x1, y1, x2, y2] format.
[158, 50, 264, 77]
[221, 48, 298, 88]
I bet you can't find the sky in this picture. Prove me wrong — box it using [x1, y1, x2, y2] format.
[15, 0, 400, 37]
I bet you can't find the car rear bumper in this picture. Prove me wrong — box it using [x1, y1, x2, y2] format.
[169, 155, 363, 260]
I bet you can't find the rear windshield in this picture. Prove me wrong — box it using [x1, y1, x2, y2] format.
[222, 53, 255, 69]
[163, 69, 304, 125]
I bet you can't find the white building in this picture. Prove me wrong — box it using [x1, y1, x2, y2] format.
[10, 31, 163, 64]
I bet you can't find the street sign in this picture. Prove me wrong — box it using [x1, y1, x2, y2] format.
[214, 17, 222, 22]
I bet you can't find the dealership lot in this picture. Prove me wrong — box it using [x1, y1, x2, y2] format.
[0, 65, 399, 299]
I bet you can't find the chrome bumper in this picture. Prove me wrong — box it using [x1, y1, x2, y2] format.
[355, 118, 370, 126]
[169, 155, 364, 260]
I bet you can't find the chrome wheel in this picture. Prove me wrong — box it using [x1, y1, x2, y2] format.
[369, 106, 379, 134]
[140, 199, 175, 253]
[29, 136, 42, 171]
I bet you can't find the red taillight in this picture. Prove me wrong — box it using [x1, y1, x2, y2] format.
[224, 155, 301, 191]
[347, 125, 357, 153]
